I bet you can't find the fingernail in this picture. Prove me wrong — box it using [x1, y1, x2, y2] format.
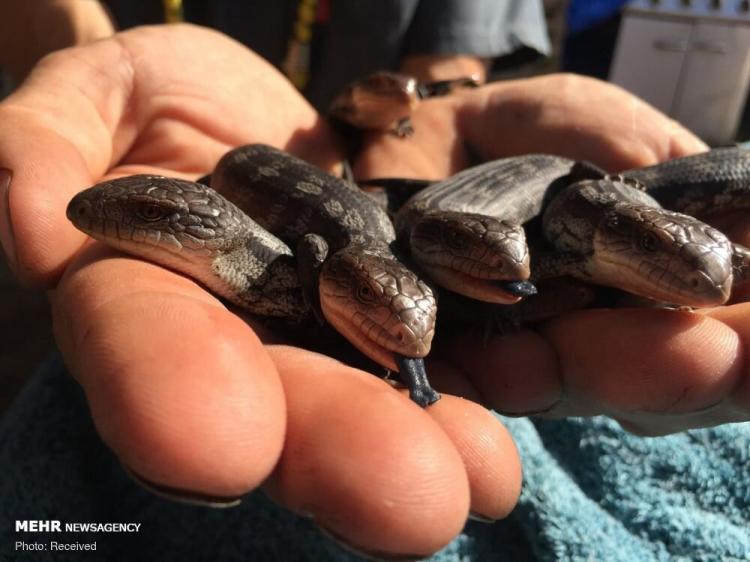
[0, 168, 16, 269]
[468, 511, 498, 524]
[317, 524, 425, 561]
[122, 464, 243, 508]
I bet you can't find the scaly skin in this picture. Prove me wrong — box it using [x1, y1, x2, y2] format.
[623, 146, 750, 218]
[623, 146, 750, 284]
[390, 155, 598, 304]
[66, 175, 307, 318]
[67, 172, 440, 406]
[210, 144, 439, 406]
[539, 178, 734, 307]
[369, 151, 750, 309]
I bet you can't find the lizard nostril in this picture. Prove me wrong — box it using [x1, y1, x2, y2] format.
[689, 272, 704, 290]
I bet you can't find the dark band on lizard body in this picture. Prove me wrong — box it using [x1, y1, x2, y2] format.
[377, 155, 600, 304]
[623, 146, 750, 218]
[210, 144, 440, 406]
[365, 154, 737, 308]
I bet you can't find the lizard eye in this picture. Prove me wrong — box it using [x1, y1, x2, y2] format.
[136, 204, 167, 222]
[640, 232, 659, 252]
[443, 229, 470, 251]
[357, 283, 377, 303]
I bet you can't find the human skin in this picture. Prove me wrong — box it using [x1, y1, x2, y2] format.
[357, 74, 750, 437]
[0, 0, 114, 83]
[1, 24, 748, 558]
[0, 25, 514, 558]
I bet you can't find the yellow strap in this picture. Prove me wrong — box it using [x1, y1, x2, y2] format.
[162, 0, 184, 23]
[282, 0, 318, 90]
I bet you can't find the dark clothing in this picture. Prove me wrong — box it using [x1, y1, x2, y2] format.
[101, 0, 550, 109]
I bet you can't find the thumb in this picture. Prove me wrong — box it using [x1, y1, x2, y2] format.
[0, 40, 131, 286]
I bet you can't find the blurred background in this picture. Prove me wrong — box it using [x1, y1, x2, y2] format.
[3, 0, 750, 411]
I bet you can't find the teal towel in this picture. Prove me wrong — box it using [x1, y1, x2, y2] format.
[496, 416, 750, 562]
[1, 355, 749, 561]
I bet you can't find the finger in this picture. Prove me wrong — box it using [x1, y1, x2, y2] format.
[51, 244, 287, 498]
[0, 111, 104, 285]
[396, 361, 522, 521]
[444, 308, 743, 434]
[0, 24, 340, 287]
[379, 361, 522, 521]
[421, 385, 522, 521]
[439, 329, 563, 416]
[664, 117, 710, 160]
[0, 37, 133, 284]
[263, 345, 473, 558]
[458, 74, 708, 171]
[542, 308, 743, 433]
[704, 303, 750, 411]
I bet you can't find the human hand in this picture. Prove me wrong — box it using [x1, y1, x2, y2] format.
[0, 24, 523, 558]
[356, 73, 749, 436]
[0, 0, 114, 83]
[355, 72, 709, 178]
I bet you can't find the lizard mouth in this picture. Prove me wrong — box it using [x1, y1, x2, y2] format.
[320, 300, 433, 371]
[597, 254, 731, 307]
[422, 264, 535, 303]
[319, 300, 441, 407]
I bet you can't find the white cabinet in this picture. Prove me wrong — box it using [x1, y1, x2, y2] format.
[610, 0, 750, 144]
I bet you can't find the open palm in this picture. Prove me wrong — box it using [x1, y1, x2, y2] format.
[0, 25, 520, 558]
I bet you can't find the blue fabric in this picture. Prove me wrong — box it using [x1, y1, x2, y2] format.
[1, 354, 749, 561]
[567, 0, 629, 34]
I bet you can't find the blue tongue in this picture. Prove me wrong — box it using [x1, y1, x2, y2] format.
[498, 280, 537, 297]
[394, 356, 440, 407]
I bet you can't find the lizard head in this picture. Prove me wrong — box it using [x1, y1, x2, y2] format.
[67, 175, 304, 317]
[318, 246, 436, 371]
[409, 210, 535, 303]
[593, 204, 733, 307]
